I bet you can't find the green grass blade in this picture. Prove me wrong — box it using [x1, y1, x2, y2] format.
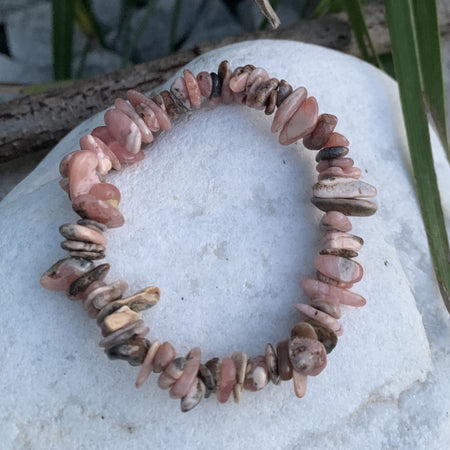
[74, 0, 106, 48]
[340, 0, 383, 69]
[411, 0, 450, 161]
[169, 0, 183, 53]
[308, 0, 343, 19]
[52, 0, 75, 80]
[384, 0, 450, 312]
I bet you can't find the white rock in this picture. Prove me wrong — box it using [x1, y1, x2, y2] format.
[1, 40, 449, 449]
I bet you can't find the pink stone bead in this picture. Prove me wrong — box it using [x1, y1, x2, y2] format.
[153, 342, 176, 373]
[170, 350, 202, 399]
[91, 126, 114, 145]
[183, 69, 202, 108]
[303, 114, 338, 150]
[316, 271, 354, 289]
[72, 194, 125, 228]
[59, 177, 69, 193]
[288, 336, 328, 374]
[229, 72, 250, 93]
[320, 211, 353, 232]
[322, 231, 363, 252]
[68, 151, 100, 199]
[314, 177, 377, 199]
[279, 96, 319, 146]
[59, 222, 107, 246]
[271, 87, 308, 133]
[301, 277, 366, 307]
[136, 340, 161, 388]
[316, 158, 354, 172]
[294, 303, 343, 335]
[104, 108, 142, 154]
[315, 255, 363, 283]
[79, 134, 116, 174]
[76, 280, 106, 303]
[114, 98, 154, 144]
[292, 370, 308, 398]
[40, 257, 94, 291]
[171, 76, 191, 110]
[88, 183, 121, 204]
[127, 90, 171, 131]
[245, 76, 265, 109]
[90, 135, 122, 170]
[108, 141, 145, 164]
[217, 357, 236, 403]
[246, 68, 269, 89]
[135, 103, 160, 132]
[59, 151, 78, 177]
[196, 71, 213, 98]
[244, 355, 270, 391]
[342, 166, 362, 179]
[323, 132, 350, 148]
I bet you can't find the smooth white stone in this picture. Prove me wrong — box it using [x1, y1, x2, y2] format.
[0, 40, 449, 449]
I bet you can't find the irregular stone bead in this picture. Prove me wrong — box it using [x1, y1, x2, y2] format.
[271, 86, 307, 133]
[114, 98, 153, 144]
[205, 357, 221, 392]
[288, 337, 327, 376]
[265, 89, 277, 115]
[292, 370, 308, 398]
[104, 108, 142, 154]
[276, 340, 293, 381]
[98, 319, 147, 348]
[112, 286, 160, 312]
[229, 72, 250, 93]
[279, 96, 319, 145]
[89, 136, 122, 170]
[170, 350, 201, 399]
[198, 364, 215, 398]
[323, 132, 350, 148]
[40, 257, 94, 291]
[217, 61, 233, 104]
[264, 343, 280, 385]
[342, 166, 362, 179]
[59, 151, 77, 177]
[231, 351, 247, 403]
[102, 305, 140, 335]
[319, 211, 352, 232]
[91, 126, 114, 145]
[276, 79, 293, 107]
[88, 280, 128, 310]
[136, 339, 161, 388]
[291, 322, 318, 340]
[61, 240, 105, 253]
[79, 137, 112, 175]
[68, 263, 110, 298]
[302, 277, 366, 307]
[72, 194, 125, 228]
[316, 157, 354, 172]
[196, 71, 213, 98]
[217, 357, 236, 403]
[183, 70, 202, 108]
[108, 141, 145, 165]
[127, 89, 172, 131]
[315, 146, 349, 162]
[316, 271, 354, 289]
[243, 355, 269, 392]
[81, 281, 107, 312]
[158, 357, 186, 390]
[246, 68, 269, 89]
[59, 177, 69, 193]
[317, 167, 346, 179]
[252, 78, 279, 110]
[88, 184, 121, 207]
[321, 230, 363, 252]
[181, 378, 206, 412]
[294, 303, 343, 335]
[68, 250, 105, 260]
[245, 75, 265, 109]
[151, 92, 165, 109]
[105, 337, 150, 366]
[153, 341, 176, 373]
[310, 298, 342, 319]
[135, 102, 160, 132]
[303, 114, 338, 150]
[208, 72, 222, 108]
[160, 90, 180, 119]
[170, 76, 191, 111]
[316, 254, 363, 284]
[68, 151, 100, 199]
[320, 248, 358, 259]
[303, 318, 338, 353]
[311, 197, 377, 216]
[77, 219, 108, 233]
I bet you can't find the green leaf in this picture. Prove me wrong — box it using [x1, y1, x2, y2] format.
[411, 0, 450, 161]
[340, 0, 383, 69]
[52, 0, 75, 80]
[384, 0, 450, 312]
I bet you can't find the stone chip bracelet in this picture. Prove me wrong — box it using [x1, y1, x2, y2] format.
[40, 60, 377, 412]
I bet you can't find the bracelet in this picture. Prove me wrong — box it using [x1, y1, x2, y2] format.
[40, 60, 377, 413]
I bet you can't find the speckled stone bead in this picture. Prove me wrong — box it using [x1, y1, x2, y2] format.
[160, 90, 180, 119]
[295, 303, 343, 336]
[170, 77, 191, 111]
[310, 298, 342, 319]
[218, 60, 233, 104]
[291, 321, 318, 340]
[181, 378, 206, 412]
[271, 86, 307, 133]
[303, 318, 338, 354]
[231, 351, 247, 403]
[276, 79, 293, 107]
[183, 69, 202, 108]
[276, 340, 293, 381]
[288, 336, 327, 376]
[88, 280, 128, 310]
[104, 108, 142, 154]
[319, 211, 353, 232]
[101, 305, 140, 335]
[105, 337, 150, 366]
[315, 146, 349, 162]
[265, 89, 278, 115]
[311, 197, 377, 216]
[67, 263, 110, 298]
[198, 364, 215, 398]
[136, 339, 161, 388]
[152, 341, 176, 373]
[265, 343, 280, 385]
[77, 219, 108, 233]
[323, 132, 349, 148]
[196, 71, 213, 98]
[243, 355, 269, 392]
[303, 114, 338, 150]
[217, 357, 236, 403]
[98, 319, 148, 348]
[40, 257, 94, 291]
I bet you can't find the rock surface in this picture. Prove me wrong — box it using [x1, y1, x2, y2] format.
[0, 40, 449, 449]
